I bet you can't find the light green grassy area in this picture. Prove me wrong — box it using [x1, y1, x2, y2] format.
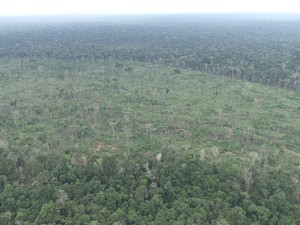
[1, 59, 299, 171]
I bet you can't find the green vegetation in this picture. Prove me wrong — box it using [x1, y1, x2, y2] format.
[0, 15, 300, 224]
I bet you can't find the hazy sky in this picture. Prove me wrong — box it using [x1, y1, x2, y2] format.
[0, 0, 299, 16]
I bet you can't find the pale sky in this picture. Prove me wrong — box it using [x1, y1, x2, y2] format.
[0, 0, 299, 16]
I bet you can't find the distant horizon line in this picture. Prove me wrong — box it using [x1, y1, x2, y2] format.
[1, 12, 300, 17]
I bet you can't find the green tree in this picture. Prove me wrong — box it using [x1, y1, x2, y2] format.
[35, 201, 60, 224]
[0, 212, 12, 225]
[226, 207, 247, 225]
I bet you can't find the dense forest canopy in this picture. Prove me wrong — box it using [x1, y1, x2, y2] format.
[0, 15, 300, 224]
[1, 14, 300, 88]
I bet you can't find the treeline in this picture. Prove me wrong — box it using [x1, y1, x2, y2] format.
[0, 17, 299, 88]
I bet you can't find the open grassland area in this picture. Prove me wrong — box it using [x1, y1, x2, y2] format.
[0, 17, 300, 224]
